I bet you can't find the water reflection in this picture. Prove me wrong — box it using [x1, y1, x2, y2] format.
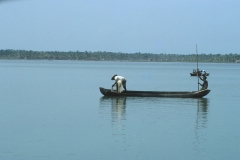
[194, 98, 209, 157]
[100, 96, 126, 122]
[99, 96, 127, 151]
[111, 97, 126, 122]
[100, 97, 210, 157]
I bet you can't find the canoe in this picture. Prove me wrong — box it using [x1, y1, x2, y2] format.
[99, 87, 210, 98]
[190, 72, 209, 76]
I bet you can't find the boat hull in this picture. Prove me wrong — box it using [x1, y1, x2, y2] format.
[99, 87, 210, 98]
[190, 73, 209, 76]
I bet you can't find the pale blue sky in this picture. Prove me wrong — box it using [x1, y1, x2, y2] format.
[1, 0, 239, 54]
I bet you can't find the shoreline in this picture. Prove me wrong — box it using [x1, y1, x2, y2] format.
[0, 59, 239, 63]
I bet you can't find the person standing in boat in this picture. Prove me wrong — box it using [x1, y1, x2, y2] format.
[111, 74, 127, 92]
[198, 74, 208, 90]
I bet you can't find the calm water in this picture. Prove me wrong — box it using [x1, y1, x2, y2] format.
[0, 60, 239, 160]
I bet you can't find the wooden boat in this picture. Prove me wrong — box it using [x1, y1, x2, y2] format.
[190, 72, 209, 76]
[190, 45, 210, 77]
[99, 87, 210, 98]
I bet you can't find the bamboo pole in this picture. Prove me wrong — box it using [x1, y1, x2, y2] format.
[196, 44, 199, 91]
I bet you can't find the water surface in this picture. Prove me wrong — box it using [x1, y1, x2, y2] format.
[0, 60, 239, 160]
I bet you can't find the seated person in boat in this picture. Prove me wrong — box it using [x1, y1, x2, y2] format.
[193, 69, 201, 75]
[198, 74, 208, 90]
[111, 74, 127, 93]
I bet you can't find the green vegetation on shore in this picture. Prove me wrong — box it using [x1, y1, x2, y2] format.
[1, 49, 240, 63]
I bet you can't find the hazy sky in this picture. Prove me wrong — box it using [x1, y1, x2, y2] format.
[1, 0, 239, 54]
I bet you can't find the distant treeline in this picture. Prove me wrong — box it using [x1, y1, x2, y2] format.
[1, 49, 240, 63]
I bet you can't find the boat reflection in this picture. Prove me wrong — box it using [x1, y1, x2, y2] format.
[194, 98, 209, 156]
[99, 96, 210, 156]
[100, 96, 126, 122]
[197, 98, 208, 113]
[195, 98, 209, 130]
[99, 96, 127, 148]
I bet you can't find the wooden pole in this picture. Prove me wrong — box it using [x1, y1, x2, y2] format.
[196, 44, 199, 91]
